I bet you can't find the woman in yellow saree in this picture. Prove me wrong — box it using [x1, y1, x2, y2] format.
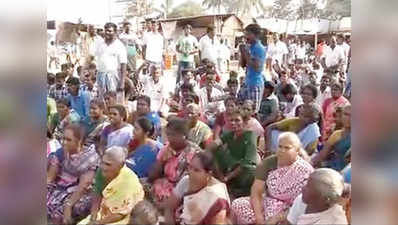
[78, 146, 144, 225]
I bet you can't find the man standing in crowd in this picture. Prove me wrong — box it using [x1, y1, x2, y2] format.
[93, 22, 127, 101]
[337, 34, 351, 73]
[199, 26, 219, 65]
[120, 22, 140, 72]
[321, 36, 345, 73]
[295, 40, 306, 64]
[270, 33, 288, 67]
[238, 24, 266, 112]
[81, 24, 103, 66]
[142, 20, 164, 65]
[176, 24, 199, 84]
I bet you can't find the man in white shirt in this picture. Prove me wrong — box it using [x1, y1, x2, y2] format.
[295, 40, 307, 64]
[93, 22, 127, 101]
[199, 26, 219, 65]
[142, 20, 164, 64]
[217, 38, 231, 73]
[139, 64, 168, 115]
[80, 25, 103, 66]
[321, 36, 345, 73]
[198, 71, 224, 126]
[176, 24, 199, 84]
[270, 33, 289, 67]
[337, 34, 351, 73]
[119, 22, 140, 72]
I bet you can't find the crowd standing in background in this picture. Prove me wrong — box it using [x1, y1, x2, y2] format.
[47, 20, 351, 224]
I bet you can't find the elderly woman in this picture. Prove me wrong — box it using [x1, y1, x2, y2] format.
[209, 109, 258, 198]
[231, 132, 313, 225]
[184, 103, 213, 149]
[78, 146, 144, 225]
[322, 82, 349, 140]
[148, 118, 202, 203]
[164, 151, 231, 225]
[286, 168, 348, 224]
[266, 103, 321, 155]
[312, 104, 351, 170]
[47, 124, 100, 224]
[99, 104, 134, 155]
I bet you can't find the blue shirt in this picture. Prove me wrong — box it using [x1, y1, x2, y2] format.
[245, 40, 266, 87]
[145, 112, 162, 138]
[126, 142, 163, 178]
[67, 90, 91, 121]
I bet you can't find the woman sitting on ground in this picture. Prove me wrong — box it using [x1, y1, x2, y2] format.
[322, 82, 349, 140]
[82, 99, 109, 149]
[285, 168, 348, 225]
[164, 151, 231, 225]
[213, 96, 238, 140]
[47, 124, 100, 224]
[312, 104, 351, 171]
[99, 104, 134, 155]
[209, 109, 258, 198]
[241, 99, 265, 140]
[231, 132, 313, 225]
[126, 117, 163, 178]
[49, 98, 81, 142]
[148, 118, 202, 205]
[265, 103, 322, 155]
[79, 146, 144, 225]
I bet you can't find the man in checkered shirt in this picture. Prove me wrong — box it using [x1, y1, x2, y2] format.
[48, 72, 69, 101]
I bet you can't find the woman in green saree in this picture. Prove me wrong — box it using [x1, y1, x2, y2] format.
[209, 109, 257, 198]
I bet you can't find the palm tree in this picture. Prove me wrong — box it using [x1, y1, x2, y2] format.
[125, 0, 156, 18]
[226, 0, 268, 17]
[168, 0, 205, 18]
[202, 0, 227, 14]
[158, 0, 175, 18]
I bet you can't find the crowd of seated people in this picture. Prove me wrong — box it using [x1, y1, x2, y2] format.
[47, 22, 351, 224]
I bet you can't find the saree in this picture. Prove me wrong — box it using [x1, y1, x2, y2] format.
[297, 204, 348, 225]
[47, 145, 99, 223]
[78, 166, 144, 225]
[83, 117, 109, 148]
[153, 141, 202, 201]
[244, 117, 265, 138]
[102, 124, 134, 149]
[231, 157, 313, 224]
[180, 178, 231, 225]
[187, 120, 213, 148]
[52, 110, 81, 142]
[325, 130, 351, 171]
[126, 141, 163, 178]
[322, 96, 349, 140]
[214, 131, 257, 197]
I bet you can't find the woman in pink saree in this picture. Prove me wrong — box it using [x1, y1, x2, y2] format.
[231, 132, 313, 224]
[322, 82, 349, 140]
[148, 118, 202, 204]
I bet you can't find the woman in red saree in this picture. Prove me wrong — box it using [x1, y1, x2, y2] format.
[148, 118, 202, 204]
